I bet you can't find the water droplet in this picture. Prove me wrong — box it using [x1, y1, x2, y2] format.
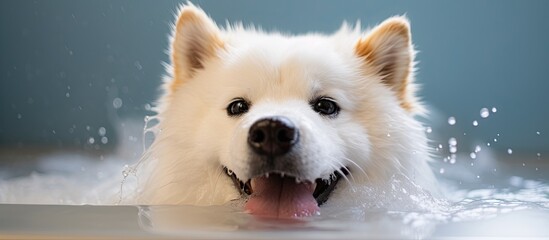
[439, 168, 445, 174]
[386, 133, 391, 137]
[480, 108, 490, 118]
[101, 137, 108, 144]
[522, 163, 526, 167]
[98, 127, 106, 136]
[16, 113, 22, 119]
[113, 98, 123, 109]
[472, 120, 478, 127]
[536, 131, 541, 135]
[494, 138, 498, 142]
[144, 103, 152, 111]
[507, 148, 513, 154]
[425, 127, 432, 133]
[448, 137, 457, 146]
[65, 92, 70, 98]
[491, 107, 497, 113]
[470, 162, 474, 166]
[134, 61, 143, 70]
[438, 144, 443, 149]
[449, 146, 457, 153]
[88, 137, 95, 144]
[537, 153, 541, 158]
[477, 175, 480, 179]
[450, 155, 456, 164]
[487, 142, 491, 146]
[448, 116, 456, 125]
[470, 152, 477, 159]
[475, 145, 482, 152]
[493, 168, 497, 172]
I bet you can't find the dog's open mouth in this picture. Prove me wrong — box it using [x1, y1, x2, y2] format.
[224, 167, 348, 218]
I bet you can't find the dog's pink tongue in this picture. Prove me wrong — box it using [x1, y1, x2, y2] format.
[245, 175, 319, 218]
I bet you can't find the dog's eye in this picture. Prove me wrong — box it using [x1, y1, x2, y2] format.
[312, 97, 340, 116]
[227, 98, 250, 116]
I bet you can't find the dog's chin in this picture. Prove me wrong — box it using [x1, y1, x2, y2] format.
[224, 167, 348, 218]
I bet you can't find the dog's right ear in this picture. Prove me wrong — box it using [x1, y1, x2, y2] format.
[170, 4, 224, 91]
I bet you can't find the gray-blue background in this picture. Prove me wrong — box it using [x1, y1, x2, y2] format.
[1, 0, 548, 155]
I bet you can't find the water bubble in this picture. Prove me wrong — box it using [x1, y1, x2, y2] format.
[439, 168, 445, 174]
[438, 144, 443, 149]
[86, 125, 91, 131]
[507, 148, 513, 154]
[494, 138, 498, 142]
[65, 92, 70, 98]
[480, 108, 490, 118]
[475, 145, 482, 152]
[449, 146, 457, 153]
[472, 120, 478, 127]
[470, 152, 477, 159]
[470, 162, 474, 166]
[425, 127, 432, 133]
[98, 127, 106, 136]
[536, 131, 541, 135]
[386, 133, 391, 137]
[88, 137, 95, 144]
[487, 142, 491, 146]
[522, 163, 526, 167]
[101, 137, 108, 144]
[537, 153, 541, 158]
[491, 107, 497, 113]
[448, 137, 457, 146]
[448, 116, 456, 125]
[477, 175, 480, 179]
[113, 98, 123, 109]
[16, 113, 22, 119]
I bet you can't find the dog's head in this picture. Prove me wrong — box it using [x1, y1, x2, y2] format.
[146, 4, 430, 218]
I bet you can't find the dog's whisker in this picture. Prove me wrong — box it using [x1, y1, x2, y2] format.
[342, 156, 368, 180]
[210, 166, 226, 205]
[330, 161, 356, 193]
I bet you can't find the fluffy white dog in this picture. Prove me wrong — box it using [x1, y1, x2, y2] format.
[134, 4, 436, 218]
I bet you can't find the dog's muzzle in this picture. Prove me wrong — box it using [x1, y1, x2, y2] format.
[247, 116, 299, 156]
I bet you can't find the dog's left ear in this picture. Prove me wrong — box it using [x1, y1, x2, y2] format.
[355, 17, 418, 112]
[170, 4, 224, 92]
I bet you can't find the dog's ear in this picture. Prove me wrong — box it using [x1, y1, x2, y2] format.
[355, 17, 418, 112]
[170, 4, 223, 91]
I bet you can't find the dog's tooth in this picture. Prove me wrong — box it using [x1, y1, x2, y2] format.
[281, 173, 285, 178]
[295, 178, 301, 184]
[265, 173, 269, 178]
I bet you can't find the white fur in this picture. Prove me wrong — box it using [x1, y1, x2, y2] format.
[130, 4, 437, 207]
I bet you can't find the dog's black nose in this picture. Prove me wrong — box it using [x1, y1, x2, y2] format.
[248, 116, 299, 156]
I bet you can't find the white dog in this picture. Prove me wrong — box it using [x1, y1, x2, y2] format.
[133, 3, 436, 218]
